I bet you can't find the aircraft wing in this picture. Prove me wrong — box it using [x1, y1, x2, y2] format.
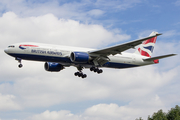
[89, 33, 162, 56]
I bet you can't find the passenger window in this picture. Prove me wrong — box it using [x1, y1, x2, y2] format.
[8, 45, 15, 48]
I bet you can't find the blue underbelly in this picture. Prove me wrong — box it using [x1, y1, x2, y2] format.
[8, 53, 139, 69]
[8, 53, 71, 63]
[103, 62, 139, 68]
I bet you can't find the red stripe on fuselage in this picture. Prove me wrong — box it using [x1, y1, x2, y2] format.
[19, 45, 38, 47]
[138, 48, 151, 57]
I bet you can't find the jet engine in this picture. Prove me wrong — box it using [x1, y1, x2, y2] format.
[70, 52, 90, 63]
[44, 62, 64, 72]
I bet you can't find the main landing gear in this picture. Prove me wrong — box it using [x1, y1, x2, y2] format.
[16, 58, 23, 68]
[74, 66, 87, 78]
[74, 72, 87, 78]
[90, 67, 103, 74]
[74, 66, 103, 79]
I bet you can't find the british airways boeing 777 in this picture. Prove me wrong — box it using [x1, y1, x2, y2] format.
[4, 31, 176, 78]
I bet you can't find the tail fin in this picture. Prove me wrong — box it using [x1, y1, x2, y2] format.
[135, 31, 159, 58]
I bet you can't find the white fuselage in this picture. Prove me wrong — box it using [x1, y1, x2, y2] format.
[4, 42, 156, 69]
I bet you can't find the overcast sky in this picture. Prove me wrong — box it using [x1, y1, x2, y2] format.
[0, 0, 180, 120]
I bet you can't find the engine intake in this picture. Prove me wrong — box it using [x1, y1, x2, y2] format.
[44, 62, 64, 72]
[70, 52, 89, 63]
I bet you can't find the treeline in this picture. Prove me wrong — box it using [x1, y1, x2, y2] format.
[136, 105, 180, 120]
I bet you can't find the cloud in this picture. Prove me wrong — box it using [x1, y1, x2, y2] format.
[26, 110, 83, 120]
[87, 9, 105, 17]
[174, 0, 180, 6]
[0, 93, 21, 111]
[93, 0, 142, 11]
[5, 75, 110, 108]
[0, 0, 143, 24]
[26, 95, 166, 120]
[0, 12, 130, 49]
[84, 96, 165, 120]
[0, 61, 177, 109]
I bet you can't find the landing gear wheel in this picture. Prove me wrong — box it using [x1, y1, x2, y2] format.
[82, 74, 87, 78]
[78, 72, 83, 77]
[90, 67, 103, 74]
[74, 71, 87, 78]
[74, 72, 79, 76]
[94, 68, 98, 72]
[97, 69, 103, 74]
[18, 64, 23, 68]
[90, 67, 95, 71]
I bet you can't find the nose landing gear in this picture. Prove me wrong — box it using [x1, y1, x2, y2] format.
[16, 58, 23, 68]
[18, 64, 23, 68]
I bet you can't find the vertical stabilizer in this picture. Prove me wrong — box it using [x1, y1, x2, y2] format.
[135, 31, 159, 58]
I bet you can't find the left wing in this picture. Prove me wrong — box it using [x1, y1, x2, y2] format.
[89, 33, 162, 56]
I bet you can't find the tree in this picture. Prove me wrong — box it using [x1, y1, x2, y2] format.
[138, 105, 180, 120]
[166, 105, 180, 120]
[148, 109, 168, 120]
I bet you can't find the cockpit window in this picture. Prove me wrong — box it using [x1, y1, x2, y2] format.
[8, 45, 15, 48]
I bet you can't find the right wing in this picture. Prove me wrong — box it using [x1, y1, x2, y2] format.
[89, 33, 162, 56]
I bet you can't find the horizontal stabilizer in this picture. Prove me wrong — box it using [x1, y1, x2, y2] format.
[143, 54, 177, 61]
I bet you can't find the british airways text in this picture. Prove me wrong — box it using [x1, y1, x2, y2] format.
[31, 49, 62, 56]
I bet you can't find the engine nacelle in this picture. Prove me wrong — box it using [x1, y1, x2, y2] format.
[44, 62, 64, 72]
[70, 52, 89, 63]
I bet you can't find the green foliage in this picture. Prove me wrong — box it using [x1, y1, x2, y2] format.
[166, 105, 180, 120]
[138, 105, 180, 120]
[148, 109, 168, 120]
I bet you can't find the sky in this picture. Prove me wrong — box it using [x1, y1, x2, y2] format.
[0, 0, 180, 120]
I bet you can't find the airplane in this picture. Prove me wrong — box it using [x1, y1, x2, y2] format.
[4, 31, 176, 78]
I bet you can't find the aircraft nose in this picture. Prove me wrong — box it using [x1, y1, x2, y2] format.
[4, 48, 8, 53]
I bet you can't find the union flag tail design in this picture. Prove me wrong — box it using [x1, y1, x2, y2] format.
[135, 31, 159, 58]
